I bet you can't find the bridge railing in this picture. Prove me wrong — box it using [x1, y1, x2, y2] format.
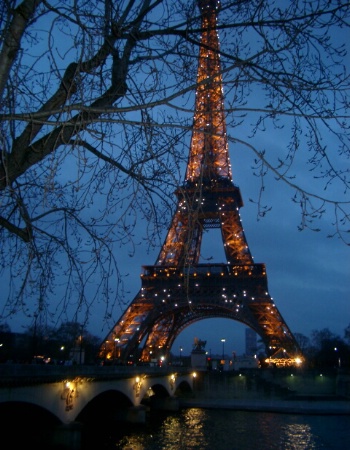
[0, 363, 193, 386]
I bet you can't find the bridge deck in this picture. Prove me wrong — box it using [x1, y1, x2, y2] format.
[0, 363, 193, 386]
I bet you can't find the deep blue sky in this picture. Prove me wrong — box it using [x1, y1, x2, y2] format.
[3, 2, 349, 359]
[5, 64, 349, 359]
[118, 138, 349, 357]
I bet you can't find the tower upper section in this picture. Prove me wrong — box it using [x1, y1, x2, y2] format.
[185, 0, 232, 184]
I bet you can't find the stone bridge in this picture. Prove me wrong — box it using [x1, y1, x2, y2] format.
[0, 364, 195, 448]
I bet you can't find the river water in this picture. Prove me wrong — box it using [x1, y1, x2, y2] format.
[81, 408, 350, 450]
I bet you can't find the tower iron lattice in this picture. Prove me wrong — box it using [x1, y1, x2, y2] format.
[100, 0, 303, 367]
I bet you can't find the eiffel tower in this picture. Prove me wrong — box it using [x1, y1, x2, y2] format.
[100, 0, 303, 367]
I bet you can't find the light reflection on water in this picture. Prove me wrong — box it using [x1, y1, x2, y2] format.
[105, 409, 350, 450]
[280, 423, 316, 449]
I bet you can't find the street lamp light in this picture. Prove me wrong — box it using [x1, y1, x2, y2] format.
[180, 346, 183, 364]
[221, 338, 226, 361]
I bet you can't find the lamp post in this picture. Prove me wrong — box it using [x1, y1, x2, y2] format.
[32, 313, 38, 359]
[79, 324, 84, 365]
[180, 346, 183, 365]
[221, 338, 226, 361]
[60, 346, 65, 363]
[334, 347, 341, 368]
[114, 338, 120, 360]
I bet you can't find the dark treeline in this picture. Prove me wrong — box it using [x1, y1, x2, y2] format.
[0, 322, 350, 369]
[0, 322, 101, 365]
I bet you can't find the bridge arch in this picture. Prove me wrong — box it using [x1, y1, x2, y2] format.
[76, 388, 134, 425]
[0, 369, 194, 424]
[0, 366, 194, 449]
[0, 400, 61, 446]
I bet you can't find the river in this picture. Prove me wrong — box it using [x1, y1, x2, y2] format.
[81, 408, 350, 450]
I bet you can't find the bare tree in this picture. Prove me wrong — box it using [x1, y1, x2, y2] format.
[0, 0, 349, 331]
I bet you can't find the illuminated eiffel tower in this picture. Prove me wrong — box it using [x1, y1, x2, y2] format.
[100, 0, 303, 367]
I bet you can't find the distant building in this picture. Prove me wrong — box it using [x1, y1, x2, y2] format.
[245, 328, 257, 356]
[232, 355, 259, 370]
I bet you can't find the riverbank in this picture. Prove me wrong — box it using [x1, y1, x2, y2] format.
[179, 395, 350, 415]
[178, 369, 350, 415]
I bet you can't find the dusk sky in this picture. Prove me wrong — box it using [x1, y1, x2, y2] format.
[5, 126, 349, 356]
[2, 1, 349, 360]
[111, 128, 350, 357]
